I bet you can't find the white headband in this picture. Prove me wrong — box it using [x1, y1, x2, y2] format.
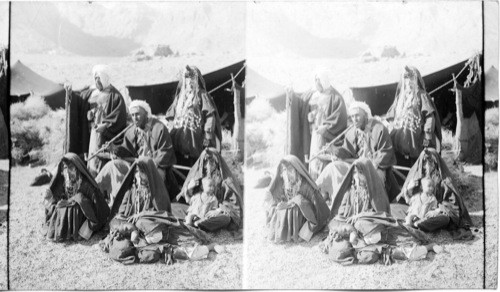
[348, 101, 372, 119]
[129, 100, 152, 117]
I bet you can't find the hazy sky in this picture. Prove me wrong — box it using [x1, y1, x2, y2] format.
[0, 2, 8, 47]
[247, 1, 482, 60]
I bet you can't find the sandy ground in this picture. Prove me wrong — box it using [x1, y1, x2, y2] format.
[485, 171, 498, 289]
[0, 159, 7, 290]
[243, 164, 487, 289]
[9, 166, 242, 290]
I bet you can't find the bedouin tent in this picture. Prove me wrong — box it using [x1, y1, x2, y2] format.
[351, 56, 483, 133]
[0, 49, 8, 159]
[247, 56, 483, 132]
[126, 60, 245, 130]
[10, 60, 66, 109]
[245, 67, 287, 111]
[485, 65, 499, 108]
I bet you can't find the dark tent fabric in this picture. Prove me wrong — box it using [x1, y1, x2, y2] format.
[351, 59, 472, 116]
[350, 57, 483, 133]
[245, 67, 287, 111]
[10, 60, 66, 109]
[126, 61, 245, 129]
[0, 49, 8, 159]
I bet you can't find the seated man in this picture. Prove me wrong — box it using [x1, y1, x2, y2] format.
[265, 155, 330, 243]
[398, 148, 473, 236]
[316, 101, 399, 203]
[178, 147, 243, 232]
[95, 100, 177, 206]
[43, 153, 109, 242]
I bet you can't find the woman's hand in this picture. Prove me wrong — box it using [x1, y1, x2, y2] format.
[56, 200, 75, 208]
[316, 125, 328, 135]
[276, 201, 290, 210]
[95, 123, 108, 133]
[289, 194, 304, 206]
[205, 209, 222, 218]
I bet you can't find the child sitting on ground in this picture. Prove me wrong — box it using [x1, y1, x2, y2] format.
[185, 177, 220, 228]
[405, 177, 440, 228]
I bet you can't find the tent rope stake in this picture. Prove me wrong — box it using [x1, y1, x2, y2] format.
[208, 63, 246, 95]
[428, 54, 479, 95]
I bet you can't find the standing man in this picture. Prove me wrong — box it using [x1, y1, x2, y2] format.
[85, 65, 128, 177]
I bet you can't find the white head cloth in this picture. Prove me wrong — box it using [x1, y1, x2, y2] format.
[129, 100, 152, 117]
[314, 69, 332, 91]
[349, 101, 372, 119]
[92, 64, 111, 89]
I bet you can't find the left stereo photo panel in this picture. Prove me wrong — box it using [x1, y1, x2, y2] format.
[8, 1, 245, 290]
[0, 1, 8, 290]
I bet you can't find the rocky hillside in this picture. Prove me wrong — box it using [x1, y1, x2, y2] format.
[10, 2, 246, 58]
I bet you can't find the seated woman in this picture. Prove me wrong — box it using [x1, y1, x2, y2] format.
[178, 147, 244, 232]
[43, 153, 110, 242]
[398, 148, 472, 235]
[111, 156, 171, 219]
[405, 177, 441, 229]
[101, 156, 216, 265]
[185, 177, 229, 232]
[320, 158, 441, 265]
[265, 155, 330, 243]
[330, 157, 391, 220]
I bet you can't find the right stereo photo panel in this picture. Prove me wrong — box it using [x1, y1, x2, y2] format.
[243, 1, 497, 289]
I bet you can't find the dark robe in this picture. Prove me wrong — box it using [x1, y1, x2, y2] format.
[64, 88, 91, 156]
[177, 147, 243, 231]
[287, 88, 348, 165]
[330, 158, 391, 220]
[286, 91, 313, 164]
[98, 85, 128, 142]
[386, 67, 442, 160]
[116, 118, 176, 170]
[331, 119, 399, 201]
[266, 155, 330, 243]
[165, 66, 222, 160]
[399, 148, 472, 230]
[110, 157, 171, 219]
[43, 153, 110, 241]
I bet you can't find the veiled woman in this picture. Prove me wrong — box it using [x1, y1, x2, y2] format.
[43, 153, 110, 242]
[398, 148, 472, 235]
[102, 156, 211, 265]
[178, 147, 244, 232]
[330, 157, 391, 220]
[386, 66, 442, 166]
[165, 65, 222, 166]
[110, 156, 171, 219]
[321, 158, 437, 265]
[265, 155, 330, 243]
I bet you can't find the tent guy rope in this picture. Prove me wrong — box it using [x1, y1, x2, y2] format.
[208, 63, 246, 95]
